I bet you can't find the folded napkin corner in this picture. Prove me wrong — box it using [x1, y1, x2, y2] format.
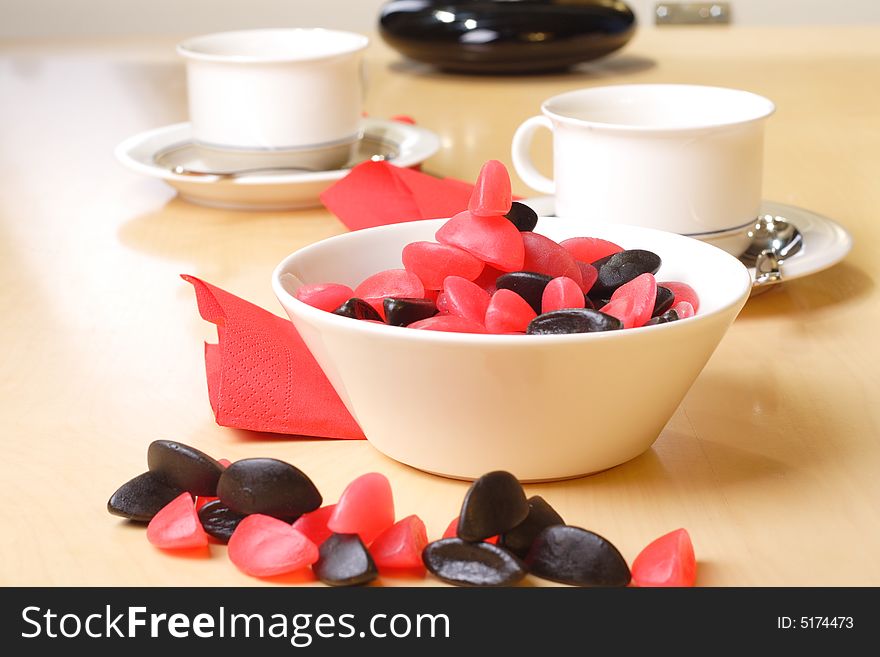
[182, 274, 365, 440]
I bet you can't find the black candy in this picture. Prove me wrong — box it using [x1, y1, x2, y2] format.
[333, 298, 383, 321]
[527, 308, 623, 335]
[586, 292, 611, 308]
[591, 249, 662, 297]
[498, 496, 565, 559]
[422, 538, 527, 587]
[458, 470, 529, 542]
[504, 202, 539, 232]
[313, 533, 378, 586]
[496, 271, 553, 314]
[217, 458, 322, 521]
[107, 472, 185, 523]
[197, 499, 247, 543]
[525, 525, 631, 587]
[147, 440, 224, 497]
[652, 286, 675, 317]
[644, 309, 679, 326]
[383, 297, 437, 327]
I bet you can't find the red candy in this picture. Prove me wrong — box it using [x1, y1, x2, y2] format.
[442, 517, 458, 539]
[606, 273, 657, 329]
[291, 504, 336, 547]
[472, 264, 506, 294]
[402, 241, 484, 290]
[328, 472, 395, 545]
[369, 514, 429, 572]
[294, 283, 355, 313]
[574, 261, 598, 294]
[146, 492, 208, 550]
[443, 276, 491, 324]
[521, 232, 583, 287]
[542, 276, 586, 313]
[228, 514, 319, 577]
[662, 281, 700, 312]
[409, 315, 487, 333]
[599, 297, 632, 326]
[354, 269, 425, 317]
[672, 300, 695, 319]
[631, 528, 696, 587]
[468, 159, 512, 217]
[218, 459, 232, 468]
[436, 210, 525, 272]
[485, 289, 536, 334]
[559, 236, 624, 263]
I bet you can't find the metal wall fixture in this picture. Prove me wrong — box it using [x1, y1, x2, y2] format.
[655, 2, 731, 25]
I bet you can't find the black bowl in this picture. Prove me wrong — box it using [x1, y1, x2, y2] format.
[379, 0, 636, 74]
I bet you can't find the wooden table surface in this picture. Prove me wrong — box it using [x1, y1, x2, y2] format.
[1, 26, 878, 586]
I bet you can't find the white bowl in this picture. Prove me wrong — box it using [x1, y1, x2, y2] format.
[272, 217, 751, 482]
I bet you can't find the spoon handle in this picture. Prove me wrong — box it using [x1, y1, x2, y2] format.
[171, 164, 323, 178]
[169, 153, 387, 179]
[753, 249, 783, 287]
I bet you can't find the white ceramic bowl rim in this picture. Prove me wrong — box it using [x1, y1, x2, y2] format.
[177, 28, 370, 64]
[271, 218, 752, 346]
[542, 84, 776, 134]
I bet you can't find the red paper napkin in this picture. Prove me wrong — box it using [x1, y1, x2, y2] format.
[320, 160, 475, 230]
[183, 275, 365, 440]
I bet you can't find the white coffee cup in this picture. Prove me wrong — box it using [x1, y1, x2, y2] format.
[512, 84, 775, 240]
[177, 28, 369, 170]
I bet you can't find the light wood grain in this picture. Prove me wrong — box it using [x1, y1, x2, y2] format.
[1, 27, 878, 586]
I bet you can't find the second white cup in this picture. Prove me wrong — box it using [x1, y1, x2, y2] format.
[512, 84, 775, 239]
[177, 28, 369, 171]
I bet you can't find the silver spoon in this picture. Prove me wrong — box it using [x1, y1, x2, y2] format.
[738, 214, 804, 287]
[170, 154, 388, 179]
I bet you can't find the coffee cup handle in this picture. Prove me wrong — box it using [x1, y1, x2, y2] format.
[511, 115, 555, 195]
